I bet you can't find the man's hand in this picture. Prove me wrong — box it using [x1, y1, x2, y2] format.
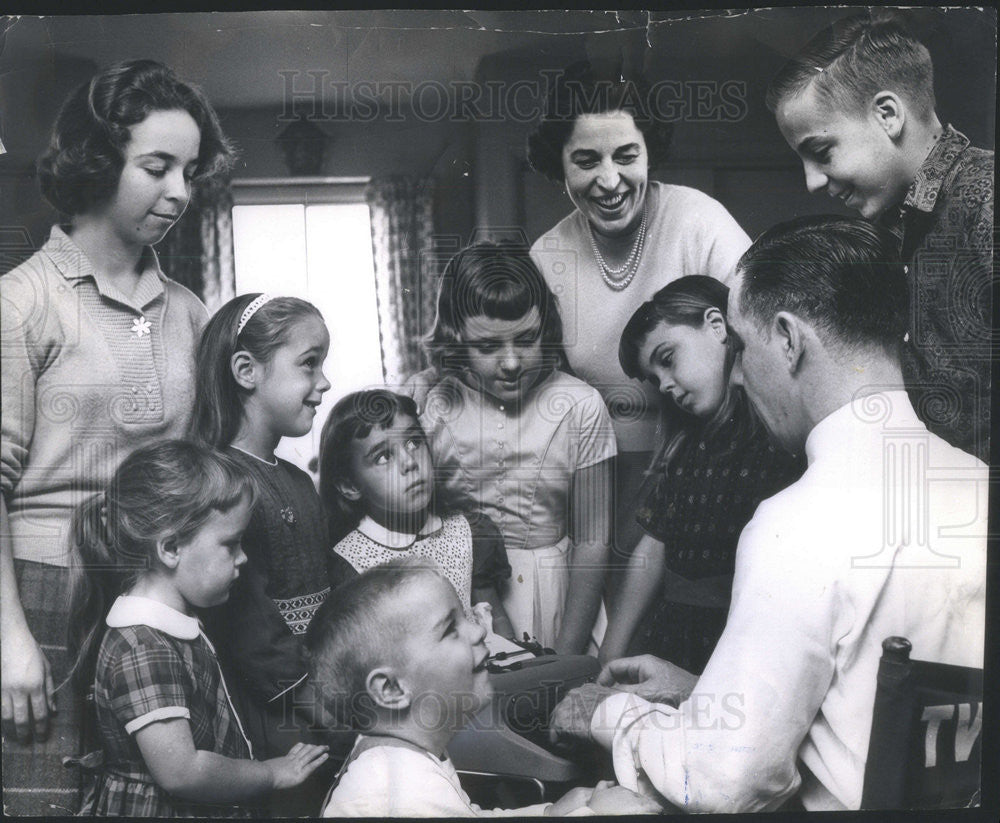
[1, 620, 56, 743]
[549, 682, 618, 744]
[587, 782, 666, 815]
[545, 785, 594, 815]
[597, 654, 697, 707]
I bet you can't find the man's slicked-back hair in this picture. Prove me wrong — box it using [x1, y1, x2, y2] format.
[766, 12, 935, 121]
[736, 215, 908, 359]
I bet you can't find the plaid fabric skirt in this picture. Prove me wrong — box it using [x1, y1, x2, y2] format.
[2, 560, 83, 816]
[93, 771, 255, 818]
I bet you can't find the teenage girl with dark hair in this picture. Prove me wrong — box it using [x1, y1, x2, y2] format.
[1, 59, 232, 815]
[420, 242, 616, 655]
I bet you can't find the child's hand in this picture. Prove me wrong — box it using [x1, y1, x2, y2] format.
[265, 742, 329, 790]
[402, 367, 438, 414]
[492, 616, 516, 641]
[587, 781, 665, 815]
[545, 785, 594, 815]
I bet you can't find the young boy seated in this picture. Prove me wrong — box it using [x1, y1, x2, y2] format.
[306, 558, 662, 817]
[766, 11, 993, 462]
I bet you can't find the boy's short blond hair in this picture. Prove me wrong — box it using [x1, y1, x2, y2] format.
[305, 557, 444, 728]
[766, 12, 935, 121]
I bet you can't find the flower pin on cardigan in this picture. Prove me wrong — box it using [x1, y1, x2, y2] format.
[280, 506, 297, 527]
[131, 316, 151, 338]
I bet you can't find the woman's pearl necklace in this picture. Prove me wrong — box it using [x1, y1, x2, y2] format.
[588, 206, 649, 292]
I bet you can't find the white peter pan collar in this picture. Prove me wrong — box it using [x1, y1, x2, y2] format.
[356, 513, 444, 550]
[105, 595, 200, 640]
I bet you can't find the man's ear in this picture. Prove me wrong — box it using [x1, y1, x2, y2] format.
[367, 667, 411, 711]
[871, 90, 905, 140]
[334, 477, 362, 503]
[156, 537, 181, 570]
[230, 350, 258, 391]
[704, 306, 727, 341]
[773, 311, 805, 374]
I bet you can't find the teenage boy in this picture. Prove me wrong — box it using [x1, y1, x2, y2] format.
[767, 13, 993, 461]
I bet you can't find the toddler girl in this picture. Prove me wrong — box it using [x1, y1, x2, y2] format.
[420, 242, 616, 655]
[319, 388, 514, 640]
[188, 293, 341, 810]
[66, 440, 328, 817]
[601, 276, 803, 671]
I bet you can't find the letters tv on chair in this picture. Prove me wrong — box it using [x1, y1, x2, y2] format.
[862, 636, 983, 809]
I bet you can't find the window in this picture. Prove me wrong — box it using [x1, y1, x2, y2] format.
[231, 178, 384, 475]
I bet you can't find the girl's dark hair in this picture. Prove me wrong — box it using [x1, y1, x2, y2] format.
[318, 389, 423, 533]
[37, 59, 234, 217]
[423, 241, 568, 374]
[527, 61, 673, 183]
[67, 440, 255, 692]
[189, 294, 325, 448]
[618, 275, 757, 474]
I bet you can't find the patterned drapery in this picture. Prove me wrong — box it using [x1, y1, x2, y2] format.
[157, 181, 235, 313]
[366, 176, 436, 385]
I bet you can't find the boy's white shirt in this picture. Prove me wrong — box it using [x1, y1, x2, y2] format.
[321, 735, 594, 817]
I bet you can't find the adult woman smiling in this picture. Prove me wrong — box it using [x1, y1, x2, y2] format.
[1, 60, 232, 815]
[527, 66, 751, 564]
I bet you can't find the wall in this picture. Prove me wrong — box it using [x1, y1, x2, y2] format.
[469, 7, 997, 243]
[217, 105, 476, 249]
[2, 8, 994, 271]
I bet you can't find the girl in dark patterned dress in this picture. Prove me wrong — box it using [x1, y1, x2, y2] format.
[66, 441, 328, 817]
[600, 276, 804, 673]
[189, 294, 345, 814]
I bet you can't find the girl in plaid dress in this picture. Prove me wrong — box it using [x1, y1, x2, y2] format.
[66, 441, 329, 817]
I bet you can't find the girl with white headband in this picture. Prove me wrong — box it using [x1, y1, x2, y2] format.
[188, 293, 341, 814]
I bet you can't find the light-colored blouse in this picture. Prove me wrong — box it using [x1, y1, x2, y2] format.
[1, 226, 207, 565]
[420, 370, 617, 552]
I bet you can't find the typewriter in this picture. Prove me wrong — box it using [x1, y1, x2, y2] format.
[447, 636, 601, 783]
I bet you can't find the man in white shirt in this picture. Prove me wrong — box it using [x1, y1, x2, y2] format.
[551, 216, 987, 812]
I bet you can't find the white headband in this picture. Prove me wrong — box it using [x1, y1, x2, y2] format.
[237, 294, 271, 336]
